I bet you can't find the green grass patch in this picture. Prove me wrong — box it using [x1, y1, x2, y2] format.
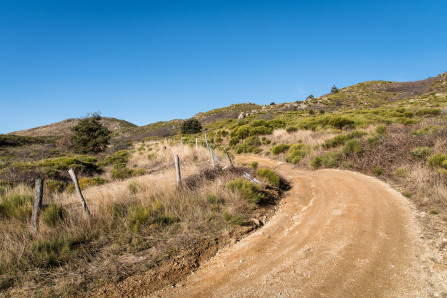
[227, 179, 265, 205]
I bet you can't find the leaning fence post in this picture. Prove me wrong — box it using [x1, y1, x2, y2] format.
[175, 155, 181, 186]
[68, 168, 90, 216]
[195, 138, 198, 151]
[31, 178, 43, 233]
[224, 149, 234, 168]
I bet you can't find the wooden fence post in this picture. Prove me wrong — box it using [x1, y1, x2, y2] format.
[68, 169, 90, 216]
[224, 149, 234, 168]
[181, 136, 183, 146]
[175, 155, 181, 186]
[204, 134, 215, 168]
[31, 178, 43, 233]
[195, 138, 198, 151]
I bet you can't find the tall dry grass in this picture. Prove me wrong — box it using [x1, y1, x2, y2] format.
[267, 129, 335, 146]
[0, 143, 270, 296]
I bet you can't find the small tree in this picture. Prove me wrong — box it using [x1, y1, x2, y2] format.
[71, 112, 111, 154]
[181, 118, 202, 134]
[331, 85, 339, 94]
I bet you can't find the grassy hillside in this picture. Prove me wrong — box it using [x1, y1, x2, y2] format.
[1, 71, 447, 296]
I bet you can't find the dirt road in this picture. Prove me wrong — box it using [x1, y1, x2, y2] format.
[154, 156, 445, 297]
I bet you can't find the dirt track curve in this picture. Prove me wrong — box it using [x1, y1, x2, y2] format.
[154, 156, 444, 297]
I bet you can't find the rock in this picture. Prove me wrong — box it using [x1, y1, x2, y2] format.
[238, 113, 245, 120]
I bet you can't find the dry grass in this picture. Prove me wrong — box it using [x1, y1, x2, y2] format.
[267, 129, 335, 146]
[0, 144, 278, 296]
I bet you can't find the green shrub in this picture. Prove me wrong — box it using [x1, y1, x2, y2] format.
[67, 177, 108, 193]
[271, 144, 290, 155]
[181, 118, 202, 134]
[71, 113, 111, 154]
[227, 179, 265, 205]
[285, 144, 307, 164]
[343, 139, 363, 155]
[103, 150, 131, 166]
[373, 166, 383, 175]
[286, 126, 298, 133]
[41, 203, 67, 227]
[427, 153, 447, 168]
[366, 135, 384, 146]
[257, 168, 280, 187]
[411, 147, 433, 159]
[311, 152, 341, 169]
[147, 153, 157, 160]
[267, 119, 286, 129]
[132, 168, 147, 177]
[410, 125, 440, 136]
[251, 161, 259, 169]
[415, 108, 441, 117]
[323, 130, 367, 149]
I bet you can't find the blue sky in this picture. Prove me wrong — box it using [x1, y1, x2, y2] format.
[1, 0, 446, 134]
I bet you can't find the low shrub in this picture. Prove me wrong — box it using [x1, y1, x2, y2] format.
[427, 153, 447, 168]
[411, 147, 433, 159]
[410, 125, 440, 136]
[373, 165, 383, 175]
[251, 161, 259, 169]
[286, 126, 298, 133]
[311, 151, 341, 169]
[102, 150, 131, 166]
[343, 139, 363, 155]
[257, 168, 280, 187]
[285, 144, 307, 164]
[415, 108, 441, 117]
[227, 179, 265, 205]
[271, 144, 290, 155]
[67, 177, 108, 192]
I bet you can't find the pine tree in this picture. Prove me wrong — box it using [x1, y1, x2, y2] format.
[71, 113, 111, 154]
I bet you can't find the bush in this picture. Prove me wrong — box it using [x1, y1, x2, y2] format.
[411, 147, 433, 159]
[323, 130, 367, 149]
[415, 108, 441, 117]
[235, 136, 262, 154]
[71, 113, 111, 154]
[343, 139, 363, 155]
[286, 126, 298, 133]
[410, 125, 440, 136]
[427, 153, 447, 168]
[103, 150, 131, 165]
[67, 177, 108, 193]
[285, 144, 307, 164]
[181, 118, 202, 134]
[42, 203, 67, 227]
[251, 161, 259, 169]
[257, 168, 280, 187]
[271, 144, 290, 155]
[311, 152, 341, 169]
[373, 166, 383, 175]
[227, 179, 265, 205]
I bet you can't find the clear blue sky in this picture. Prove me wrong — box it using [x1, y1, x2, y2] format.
[1, 0, 446, 134]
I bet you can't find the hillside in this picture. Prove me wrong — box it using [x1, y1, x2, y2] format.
[1, 71, 447, 296]
[8, 117, 137, 137]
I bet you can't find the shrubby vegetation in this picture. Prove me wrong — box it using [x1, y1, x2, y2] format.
[71, 113, 111, 154]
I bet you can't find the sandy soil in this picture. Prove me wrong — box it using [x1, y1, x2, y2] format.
[153, 156, 446, 297]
